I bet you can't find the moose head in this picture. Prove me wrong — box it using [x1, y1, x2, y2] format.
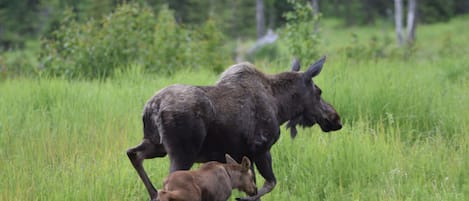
[287, 56, 342, 138]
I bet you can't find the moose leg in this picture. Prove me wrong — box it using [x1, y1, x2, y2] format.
[249, 164, 260, 201]
[167, 118, 206, 173]
[168, 146, 198, 172]
[127, 139, 167, 201]
[237, 151, 276, 201]
[169, 157, 195, 172]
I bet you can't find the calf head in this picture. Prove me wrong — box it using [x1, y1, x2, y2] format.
[287, 56, 342, 138]
[225, 154, 257, 196]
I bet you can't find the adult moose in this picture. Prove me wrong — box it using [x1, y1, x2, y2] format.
[127, 56, 342, 201]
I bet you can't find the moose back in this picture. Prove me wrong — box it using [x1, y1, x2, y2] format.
[127, 56, 342, 201]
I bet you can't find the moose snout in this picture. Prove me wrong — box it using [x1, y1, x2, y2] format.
[320, 112, 342, 132]
[328, 113, 342, 131]
[334, 121, 343, 130]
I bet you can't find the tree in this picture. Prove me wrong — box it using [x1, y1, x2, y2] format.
[406, 0, 417, 44]
[256, 0, 266, 38]
[0, 0, 42, 49]
[394, 0, 404, 46]
[311, 0, 319, 32]
[394, 0, 417, 47]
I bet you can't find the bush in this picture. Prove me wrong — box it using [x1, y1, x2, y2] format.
[282, 0, 320, 63]
[338, 33, 394, 62]
[40, 3, 230, 79]
[41, 4, 155, 78]
[191, 19, 231, 73]
[147, 6, 190, 74]
[148, 11, 230, 74]
[0, 42, 39, 79]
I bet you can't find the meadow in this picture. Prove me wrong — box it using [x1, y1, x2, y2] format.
[1, 16, 469, 201]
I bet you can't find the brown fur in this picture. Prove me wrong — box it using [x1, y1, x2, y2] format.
[157, 155, 256, 201]
[127, 57, 342, 201]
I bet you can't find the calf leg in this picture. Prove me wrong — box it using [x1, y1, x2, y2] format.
[127, 139, 167, 201]
[237, 152, 276, 201]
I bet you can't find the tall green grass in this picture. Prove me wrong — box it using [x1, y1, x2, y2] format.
[2, 15, 469, 201]
[0, 70, 217, 200]
[1, 54, 468, 201]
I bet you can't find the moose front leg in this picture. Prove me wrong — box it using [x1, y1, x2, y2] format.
[237, 151, 276, 201]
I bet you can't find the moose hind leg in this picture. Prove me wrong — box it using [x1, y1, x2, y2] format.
[127, 139, 167, 200]
[167, 139, 200, 172]
[166, 117, 206, 173]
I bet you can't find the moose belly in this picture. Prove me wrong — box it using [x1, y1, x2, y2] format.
[195, 128, 251, 163]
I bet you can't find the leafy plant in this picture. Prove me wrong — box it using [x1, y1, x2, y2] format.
[41, 4, 156, 78]
[282, 0, 320, 62]
[40, 3, 231, 79]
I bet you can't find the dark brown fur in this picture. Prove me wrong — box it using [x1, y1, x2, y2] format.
[127, 56, 342, 201]
[157, 154, 256, 201]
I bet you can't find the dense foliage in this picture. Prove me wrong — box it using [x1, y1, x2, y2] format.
[1, 0, 468, 49]
[39, 4, 230, 78]
[283, 0, 320, 62]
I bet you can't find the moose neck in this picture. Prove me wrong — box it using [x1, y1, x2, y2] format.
[269, 73, 304, 125]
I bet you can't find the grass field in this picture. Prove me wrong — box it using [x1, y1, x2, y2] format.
[1, 16, 469, 201]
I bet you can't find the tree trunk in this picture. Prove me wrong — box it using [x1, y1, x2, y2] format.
[406, 0, 417, 44]
[256, 0, 266, 39]
[394, 0, 404, 46]
[311, 0, 319, 15]
[311, 0, 319, 32]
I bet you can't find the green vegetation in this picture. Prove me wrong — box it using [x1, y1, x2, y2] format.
[1, 0, 466, 48]
[1, 1, 469, 201]
[2, 14, 469, 200]
[40, 4, 230, 78]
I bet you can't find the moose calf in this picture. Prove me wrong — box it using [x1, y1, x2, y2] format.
[157, 154, 257, 201]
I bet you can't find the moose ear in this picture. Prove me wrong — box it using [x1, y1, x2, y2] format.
[241, 156, 251, 170]
[304, 56, 326, 80]
[225, 154, 238, 164]
[291, 57, 301, 72]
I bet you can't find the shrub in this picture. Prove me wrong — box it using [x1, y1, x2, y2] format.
[41, 4, 155, 78]
[40, 3, 230, 79]
[0, 42, 39, 79]
[338, 33, 394, 62]
[282, 0, 320, 63]
[147, 6, 190, 74]
[191, 19, 231, 73]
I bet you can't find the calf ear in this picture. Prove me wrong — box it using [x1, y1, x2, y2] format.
[241, 156, 251, 170]
[291, 57, 301, 72]
[304, 56, 326, 80]
[225, 154, 238, 164]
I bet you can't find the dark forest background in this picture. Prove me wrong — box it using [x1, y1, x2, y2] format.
[1, 0, 468, 49]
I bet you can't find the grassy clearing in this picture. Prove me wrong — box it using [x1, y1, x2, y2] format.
[1, 16, 469, 201]
[0, 69, 218, 200]
[1, 55, 468, 201]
